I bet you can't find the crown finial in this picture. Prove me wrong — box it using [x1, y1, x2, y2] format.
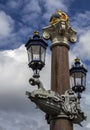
[75, 57, 80, 63]
[33, 30, 39, 35]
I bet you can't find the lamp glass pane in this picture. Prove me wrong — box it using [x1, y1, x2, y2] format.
[81, 74, 86, 86]
[70, 76, 74, 88]
[41, 46, 45, 62]
[75, 77, 81, 86]
[70, 72, 82, 87]
[71, 72, 85, 87]
[27, 47, 32, 63]
[32, 45, 40, 60]
[74, 72, 81, 86]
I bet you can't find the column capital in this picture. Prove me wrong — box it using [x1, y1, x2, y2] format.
[42, 10, 77, 48]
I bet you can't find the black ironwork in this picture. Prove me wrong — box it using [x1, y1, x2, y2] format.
[25, 31, 48, 78]
[70, 58, 87, 98]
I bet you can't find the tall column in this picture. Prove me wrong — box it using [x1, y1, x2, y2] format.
[43, 10, 77, 130]
[51, 45, 70, 95]
[50, 45, 73, 130]
[50, 35, 73, 130]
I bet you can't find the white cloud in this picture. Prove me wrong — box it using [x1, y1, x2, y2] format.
[0, 11, 14, 38]
[71, 30, 90, 60]
[0, 45, 51, 94]
[0, 45, 30, 94]
[0, 45, 50, 130]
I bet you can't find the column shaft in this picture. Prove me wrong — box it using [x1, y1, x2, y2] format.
[50, 45, 73, 130]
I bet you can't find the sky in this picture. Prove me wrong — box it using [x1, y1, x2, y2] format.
[0, 0, 90, 130]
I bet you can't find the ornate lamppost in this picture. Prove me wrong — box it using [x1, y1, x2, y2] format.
[70, 58, 87, 99]
[25, 31, 48, 78]
[25, 10, 87, 130]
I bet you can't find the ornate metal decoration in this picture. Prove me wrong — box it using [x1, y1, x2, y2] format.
[42, 10, 77, 47]
[26, 78, 86, 126]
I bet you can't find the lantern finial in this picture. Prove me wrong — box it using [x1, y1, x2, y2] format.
[75, 57, 80, 63]
[33, 30, 39, 35]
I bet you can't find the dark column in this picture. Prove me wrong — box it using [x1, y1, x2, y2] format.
[51, 45, 70, 95]
[50, 44, 73, 130]
[50, 119, 73, 130]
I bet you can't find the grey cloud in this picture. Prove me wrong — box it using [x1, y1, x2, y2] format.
[0, 11, 14, 38]
[0, 109, 48, 130]
[72, 30, 90, 61]
[71, 11, 90, 34]
[0, 44, 51, 129]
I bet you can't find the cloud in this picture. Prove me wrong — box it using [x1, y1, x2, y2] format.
[71, 30, 90, 61]
[7, 0, 19, 9]
[71, 11, 90, 34]
[42, 0, 69, 21]
[22, 0, 41, 14]
[0, 110, 48, 130]
[0, 0, 72, 49]
[0, 44, 51, 113]
[68, 11, 90, 61]
[0, 11, 14, 38]
[0, 44, 51, 129]
[0, 44, 51, 93]
[86, 123, 90, 128]
[0, 45, 29, 93]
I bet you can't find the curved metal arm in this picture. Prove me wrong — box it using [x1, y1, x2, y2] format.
[29, 78, 45, 90]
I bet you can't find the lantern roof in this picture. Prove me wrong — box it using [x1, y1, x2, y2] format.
[70, 58, 88, 75]
[25, 31, 48, 49]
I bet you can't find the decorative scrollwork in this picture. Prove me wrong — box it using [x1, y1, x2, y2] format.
[26, 78, 86, 126]
[43, 10, 77, 46]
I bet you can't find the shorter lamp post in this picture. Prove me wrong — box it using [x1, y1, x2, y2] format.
[70, 58, 88, 99]
[25, 31, 48, 78]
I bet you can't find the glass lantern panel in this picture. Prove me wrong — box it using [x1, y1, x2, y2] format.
[81, 74, 86, 86]
[75, 72, 85, 86]
[70, 76, 75, 88]
[75, 77, 81, 86]
[74, 72, 81, 86]
[32, 45, 40, 61]
[70, 72, 81, 87]
[41, 46, 46, 62]
[70, 72, 86, 87]
[27, 47, 32, 63]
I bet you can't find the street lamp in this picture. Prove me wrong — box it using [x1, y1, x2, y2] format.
[25, 10, 88, 130]
[25, 31, 48, 78]
[70, 58, 87, 98]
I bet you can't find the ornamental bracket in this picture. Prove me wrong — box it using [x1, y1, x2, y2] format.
[26, 78, 86, 126]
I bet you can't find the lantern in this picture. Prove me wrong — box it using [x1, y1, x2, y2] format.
[25, 31, 48, 78]
[70, 58, 87, 98]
